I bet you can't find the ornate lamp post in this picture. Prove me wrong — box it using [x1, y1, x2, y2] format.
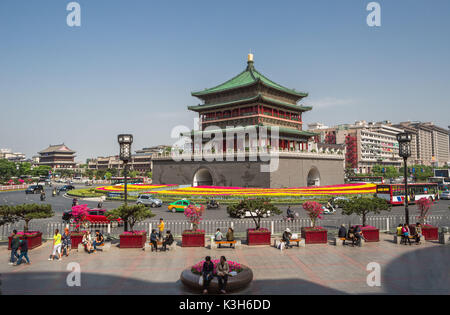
[118, 134, 133, 231]
[397, 132, 412, 225]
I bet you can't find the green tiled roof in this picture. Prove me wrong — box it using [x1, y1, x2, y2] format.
[188, 94, 312, 112]
[192, 60, 308, 98]
[181, 125, 317, 137]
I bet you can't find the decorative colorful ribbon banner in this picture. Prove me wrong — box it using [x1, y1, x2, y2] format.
[148, 183, 376, 197]
[95, 184, 177, 193]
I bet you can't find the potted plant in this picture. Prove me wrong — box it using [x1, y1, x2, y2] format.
[182, 203, 205, 247]
[228, 198, 281, 245]
[340, 197, 391, 242]
[301, 201, 327, 244]
[107, 204, 154, 248]
[1, 203, 54, 250]
[69, 204, 90, 248]
[412, 197, 438, 240]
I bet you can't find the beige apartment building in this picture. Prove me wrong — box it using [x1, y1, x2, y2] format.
[394, 122, 449, 167]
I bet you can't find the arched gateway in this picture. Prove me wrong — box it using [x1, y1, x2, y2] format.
[193, 168, 213, 186]
[307, 167, 320, 186]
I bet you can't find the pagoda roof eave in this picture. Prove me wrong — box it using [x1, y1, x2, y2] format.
[181, 125, 317, 137]
[188, 94, 312, 112]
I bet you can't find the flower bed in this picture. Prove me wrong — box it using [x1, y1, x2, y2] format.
[191, 259, 243, 275]
[70, 231, 87, 249]
[151, 183, 376, 198]
[96, 184, 177, 193]
[247, 228, 271, 246]
[411, 224, 439, 241]
[182, 230, 205, 247]
[8, 231, 42, 250]
[359, 225, 379, 242]
[181, 262, 253, 293]
[301, 227, 328, 244]
[119, 230, 147, 248]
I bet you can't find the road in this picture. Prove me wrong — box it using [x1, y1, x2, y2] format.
[1, 185, 449, 223]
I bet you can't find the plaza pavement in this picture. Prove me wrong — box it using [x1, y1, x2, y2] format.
[0, 234, 448, 295]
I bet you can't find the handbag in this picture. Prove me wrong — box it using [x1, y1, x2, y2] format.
[292, 233, 298, 239]
[198, 276, 204, 286]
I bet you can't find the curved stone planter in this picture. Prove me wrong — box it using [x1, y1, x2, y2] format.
[180, 265, 253, 293]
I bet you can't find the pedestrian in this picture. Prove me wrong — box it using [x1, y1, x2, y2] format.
[15, 239, 31, 265]
[216, 256, 230, 294]
[338, 224, 347, 245]
[202, 256, 214, 294]
[157, 218, 165, 241]
[61, 227, 71, 257]
[9, 230, 20, 265]
[150, 229, 158, 252]
[162, 230, 174, 251]
[49, 229, 62, 261]
[414, 222, 423, 244]
[92, 230, 104, 252]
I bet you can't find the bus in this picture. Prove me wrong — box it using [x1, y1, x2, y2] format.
[376, 183, 439, 205]
[347, 176, 384, 184]
[111, 177, 144, 185]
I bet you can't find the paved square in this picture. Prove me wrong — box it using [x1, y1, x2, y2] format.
[1, 234, 448, 295]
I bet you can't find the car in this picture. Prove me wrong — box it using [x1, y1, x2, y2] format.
[228, 207, 272, 219]
[168, 199, 196, 213]
[136, 194, 162, 207]
[25, 185, 44, 194]
[440, 191, 450, 200]
[58, 185, 75, 192]
[62, 208, 123, 226]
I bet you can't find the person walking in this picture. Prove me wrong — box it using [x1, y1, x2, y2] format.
[49, 229, 62, 261]
[15, 239, 31, 265]
[9, 230, 20, 265]
[217, 256, 230, 294]
[61, 228, 71, 257]
[202, 256, 214, 294]
[157, 218, 165, 241]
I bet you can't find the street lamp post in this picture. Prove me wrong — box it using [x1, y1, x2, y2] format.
[118, 134, 133, 232]
[397, 132, 412, 225]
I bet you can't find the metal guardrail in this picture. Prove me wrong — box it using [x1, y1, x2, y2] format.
[0, 184, 27, 191]
[1, 215, 449, 240]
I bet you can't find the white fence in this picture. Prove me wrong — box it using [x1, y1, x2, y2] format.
[1, 214, 449, 241]
[0, 184, 27, 191]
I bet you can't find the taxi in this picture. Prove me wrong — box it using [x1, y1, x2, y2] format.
[168, 199, 193, 213]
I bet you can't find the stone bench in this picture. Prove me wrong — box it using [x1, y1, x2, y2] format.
[78, 242, 111, 252]
[274, 238, 305, 250]
[334, 237, 364, 246]
[394, 234, 424, 245]
[439, 232, 450, 244]
[211, 240, 241, 249]
[144, 241, 177, 251]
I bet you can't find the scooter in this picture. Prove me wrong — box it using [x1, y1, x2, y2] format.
[322, 204, 336, 215]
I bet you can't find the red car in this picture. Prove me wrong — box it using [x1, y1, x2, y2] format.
[63, 209, 123, 226]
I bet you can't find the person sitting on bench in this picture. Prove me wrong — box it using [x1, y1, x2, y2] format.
[338, 224, 347, 245]
[162, 230, 174, 251]
[150, 229, 158, 252]
[354, 225, 366, 247]
[82, 231, 93, 254]
[347, 226, 356, 246]
[92, 230, 104, 253]
[414, 223, 423, 244]
[401, 224, 412, 245]
[215, 228, 224, 241]
[226, 228, 234, 241]
[282, 228, 292, 248]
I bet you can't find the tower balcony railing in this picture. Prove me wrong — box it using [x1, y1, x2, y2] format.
[152, 147, 344, 161]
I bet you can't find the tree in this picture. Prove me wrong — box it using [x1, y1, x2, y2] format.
[70, 204, 90, 231]
[0, 205, 17, 226]
[32, 165, 52, 177]
[0, 159, 17, 182]
[184, 203, 205, 231]
[146, 171, 152, 178]
[341, 197, 391, 227]
[105, 172, 113, 180]
[0, 204, 54, 232]
[416, 197, 432, 224]
[227, 198, 281, 230]
[95, 169, 107, 180]
[107, 204, 155, 232]
[302, 201, 324, 227]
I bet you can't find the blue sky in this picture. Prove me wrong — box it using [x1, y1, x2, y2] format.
[0, 0, 449, 162]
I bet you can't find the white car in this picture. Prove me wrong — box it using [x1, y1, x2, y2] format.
[440, 191, 450, 200]
[239, 210, 272, 219]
